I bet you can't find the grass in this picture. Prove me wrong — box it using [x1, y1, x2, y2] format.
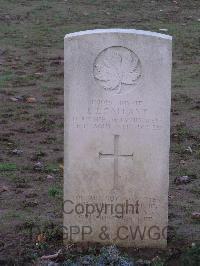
[1, 211, 26, 222]
[181, 244, 200, 266]
[171, 143, 185, 154]
[173, 65, 200, 89]
[0, 72, 15, 87]
[190, 186, 200, 196]
[172, 123, 191, 142]
[152, 259, 165, 266]
[174, 167, 198, 179]
[195, 149, 200, 159]
[0, 162, 17, 171]
[9, 174, 31, 185]
[45, 163, 60, 173]
[37, 117, 56, 131]
[176, 127, 190, 140]
[48, 185, 62, 198]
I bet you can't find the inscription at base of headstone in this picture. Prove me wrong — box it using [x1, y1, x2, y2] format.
[64, 29, 172, 247]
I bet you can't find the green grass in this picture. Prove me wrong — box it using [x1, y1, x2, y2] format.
[45, 163, 60, 173]
[173, 64, 200, 89]
[171, 143, 185, 154]
[195, 150, 200, 159]
[190, 186, 200, 196]
[48, 186, 62, 198]
[172, 123, 191, 142]
[0, 72, 15, 88]
[181, 244, 200, 266]
[0, 162, 17, 171]
[151, 259, 165, 266]
[174, 167, 198, 179]
[9, 175, 30, 185]
[1, 211, 26, 222]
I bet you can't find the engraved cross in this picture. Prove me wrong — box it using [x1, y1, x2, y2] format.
[99, 135, 133, 191]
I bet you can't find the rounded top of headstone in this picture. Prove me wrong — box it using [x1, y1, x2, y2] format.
[64, 28, 172, 40]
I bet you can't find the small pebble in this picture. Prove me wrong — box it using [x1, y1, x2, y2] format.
[12, 149, 23, 155]
[191, 212, 200, 220]
[0, 185, 9, 193]
[159, 28, 168, 32]
[34, 161, 43, 171]
[174, 175, 191, 185]
[185, 146, 192, 154]
[47, 175, 54, 179]
[26, 97, 37, 103]
[10, 97, 19, 102]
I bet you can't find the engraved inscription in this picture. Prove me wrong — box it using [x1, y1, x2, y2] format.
[99, 135, 133, 192]
[93, 46, 142, 94]
[71, 99, 163, 131]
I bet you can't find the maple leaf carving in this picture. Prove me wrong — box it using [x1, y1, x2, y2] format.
[94, 47, 141, 94]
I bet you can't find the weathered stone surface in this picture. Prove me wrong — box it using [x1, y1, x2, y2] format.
[64, 29, 172, 247]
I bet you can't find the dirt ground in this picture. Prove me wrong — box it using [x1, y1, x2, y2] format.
[0, 0, 199, 265]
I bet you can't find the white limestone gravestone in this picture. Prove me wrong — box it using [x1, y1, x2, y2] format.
[64, 29, 172, 247]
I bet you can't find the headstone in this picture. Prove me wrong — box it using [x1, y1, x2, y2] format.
[64, 29, 172, 248]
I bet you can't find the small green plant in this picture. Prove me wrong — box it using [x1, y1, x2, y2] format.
[171, 143, 185, 154]
[45, 163, 60, 173]
[44, 223, 63, 241]
[196, 149, 200, 159]
[172, 121, 192, 141]
[0, 162, 17, 171]
[152, 258, 165, 266]
[0, 72, 15, 87]
[41, 85, 49, 90]
[62, 246, 135, 265]
[11, 175, 26, 184]
[181, 244, 200, 266]
[2, 211, 25, 221]
[176, 126, 190, 141]
[175, 166, 197, 179]
[190, 186, 200, 196]
[38, 117, 55, 131]
[48, 186, 62, 198]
